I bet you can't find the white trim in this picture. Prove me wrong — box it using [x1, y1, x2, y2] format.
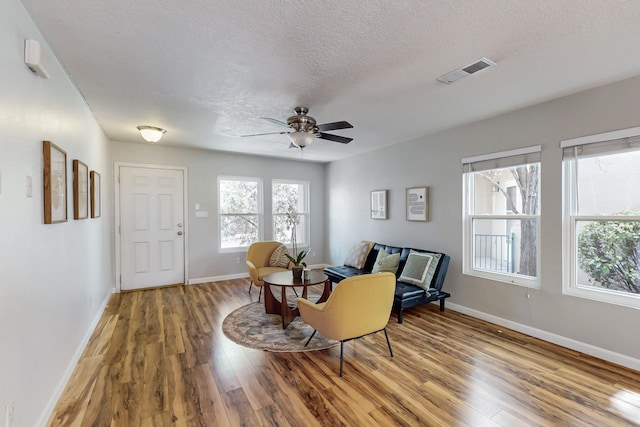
[187, 263, 330, 285]
[448, 302, 640, 372]
[189, 273, 249, 284]
[461, 145, 541, 164]
[114, 162, 189, 292]
[38, 292, 111, 426]
[560, 125, 640, 148]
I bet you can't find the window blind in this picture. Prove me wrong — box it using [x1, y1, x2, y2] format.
[462, 145, 541, 173]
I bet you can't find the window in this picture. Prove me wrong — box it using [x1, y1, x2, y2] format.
[562, 127, 640, 308]
[462, 146, 541, 287]
[218, 176, 262, 250]
[272, 180, 309, 249]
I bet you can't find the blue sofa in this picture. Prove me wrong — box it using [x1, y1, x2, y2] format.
[324, 243, 450, 323]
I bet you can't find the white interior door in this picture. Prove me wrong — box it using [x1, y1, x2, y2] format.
[119, 166, 185, 290]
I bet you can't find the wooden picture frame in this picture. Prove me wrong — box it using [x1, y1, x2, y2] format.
[90, 171, 101, 218]
[43, 140, 68, 224]
[371, 190, 388, 219]
[73, 160, 89, 219]
[406, 186, 429, 221]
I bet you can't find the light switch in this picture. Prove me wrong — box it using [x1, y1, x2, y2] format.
[26, 175, 32, 197]
[195, 203, 200, 210]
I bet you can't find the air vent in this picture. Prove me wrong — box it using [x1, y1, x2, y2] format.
[437, 57, 496, 85]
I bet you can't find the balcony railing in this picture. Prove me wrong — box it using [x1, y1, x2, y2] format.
[474, 233, 515, 273]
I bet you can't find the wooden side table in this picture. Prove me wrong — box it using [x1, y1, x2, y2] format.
[262, 271, 331, 329]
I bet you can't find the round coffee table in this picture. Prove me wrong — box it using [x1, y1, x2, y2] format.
[262, 271, 331, 329]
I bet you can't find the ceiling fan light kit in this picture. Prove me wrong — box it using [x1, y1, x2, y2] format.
[137, 125, 166, 143]
[242, 106, 353, 151]
[287, 131, 316, 148]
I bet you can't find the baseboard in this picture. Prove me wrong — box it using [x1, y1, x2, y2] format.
[189, 273, 248, 284]
[187, 264, 331, 285]
[37, 291, 112, 426]
[447, 302, 640, 372]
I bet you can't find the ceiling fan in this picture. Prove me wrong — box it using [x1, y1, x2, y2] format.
[242, 107, 353, 149]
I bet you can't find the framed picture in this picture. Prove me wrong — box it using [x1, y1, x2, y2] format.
[90, 171, 101, 218]
[43, 140, 68, 224]
[406, 186, 429, 221]
[73, 160, 89, 219]
[371, 190, 388, 219]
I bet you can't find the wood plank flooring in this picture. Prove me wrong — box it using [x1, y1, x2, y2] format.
[48, 278, 640, 426]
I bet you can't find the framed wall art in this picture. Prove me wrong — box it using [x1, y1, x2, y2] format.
[406, 186, 429, 222]
[73, 160, 89, 219]
[43, 140, 68, 224]
[90, 170, 101, 218]
[371, 190, 388, 219]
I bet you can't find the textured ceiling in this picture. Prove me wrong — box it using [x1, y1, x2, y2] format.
[20, 0, 640, 162]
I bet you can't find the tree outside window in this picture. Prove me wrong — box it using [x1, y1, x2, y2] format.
[463, 147, 541, 287]
[563, 133, 640, 305]
[219, 177, 261, 249]
[272, 180, 309, 248]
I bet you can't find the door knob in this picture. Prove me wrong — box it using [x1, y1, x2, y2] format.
[177, 231, 183, 236]
[177, 223, 183, 228]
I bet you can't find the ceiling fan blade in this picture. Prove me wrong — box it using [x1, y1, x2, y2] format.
[318, 133, 353, 144]
[261, 117, 291, 128]
[241, 131, 290, 137]
[316, 121, 353, 132]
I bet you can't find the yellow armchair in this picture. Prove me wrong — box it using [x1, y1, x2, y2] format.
[246, 241, 290, 301]
[297, 272, 396, 376]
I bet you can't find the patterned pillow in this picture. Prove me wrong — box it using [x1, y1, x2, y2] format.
[419, 251, 442, 289]
[269, 245, 290, 268]
[344, 241, 372, 269]
[371, 249, 400, 274]
[398, 251, 435, 289]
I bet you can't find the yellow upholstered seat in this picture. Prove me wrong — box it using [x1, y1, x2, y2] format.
[297, 272, 396, 376]
[246, 241, 290, 301]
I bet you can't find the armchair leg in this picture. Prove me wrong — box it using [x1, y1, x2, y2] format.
[258, 286, 262, 302]
[304, 330, 317, 347]
[249, 280, 253, 293]
[383, 328, 393, 358]
[339, 341, 344, 377]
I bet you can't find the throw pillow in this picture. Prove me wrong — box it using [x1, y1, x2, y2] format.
[371, 249, 400, 274]
[398, 251, 435, 288]
[269, 244, 290, 268]
[344, 241, 372, 269]
[419, 251, 442, 289]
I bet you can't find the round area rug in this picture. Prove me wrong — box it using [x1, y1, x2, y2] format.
[222, 302, 338, 352]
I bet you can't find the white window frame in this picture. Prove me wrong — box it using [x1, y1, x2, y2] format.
[561, 126, 640, 309]
[218, 175, 263, 252]
[462, 145, 541, 288]
[272, 179, 310, 250]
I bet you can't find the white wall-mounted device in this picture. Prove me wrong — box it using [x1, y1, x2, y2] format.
[24, 39, 50, 79]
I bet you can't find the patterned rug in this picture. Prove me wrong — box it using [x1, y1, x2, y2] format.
[222, 301, 338, 352]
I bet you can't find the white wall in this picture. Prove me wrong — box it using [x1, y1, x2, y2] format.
[110, 141, 327, 282]
[327, 74, 640, 369]
[0, 1, 113, 425]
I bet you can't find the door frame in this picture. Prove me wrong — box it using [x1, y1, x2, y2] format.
[114, 162, 189, 292]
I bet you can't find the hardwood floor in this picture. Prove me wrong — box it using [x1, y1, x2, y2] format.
[48, 278, 640, 426]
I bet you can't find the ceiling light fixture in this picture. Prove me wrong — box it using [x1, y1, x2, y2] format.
[287, 131, 316, 148]
[137, 125, 166, 143]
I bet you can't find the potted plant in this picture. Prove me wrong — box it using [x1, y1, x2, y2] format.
[284, 205, 309, 279]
